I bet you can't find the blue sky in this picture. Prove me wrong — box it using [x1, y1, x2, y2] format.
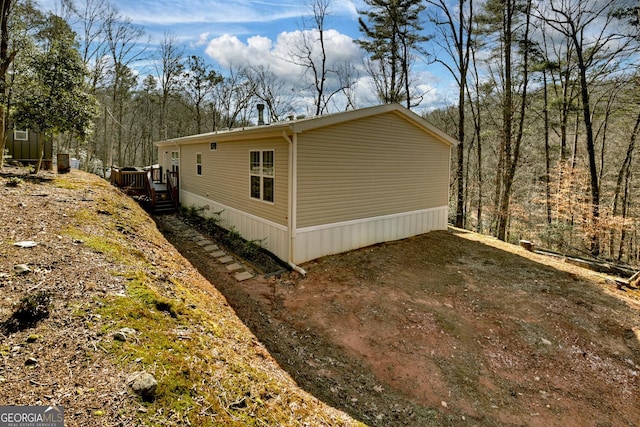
[40, 0, 455, 114]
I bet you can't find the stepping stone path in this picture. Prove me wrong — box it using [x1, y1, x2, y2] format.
[160, 215, 254, 282]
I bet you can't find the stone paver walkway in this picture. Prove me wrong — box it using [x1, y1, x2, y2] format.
[160, 215, 254, 282]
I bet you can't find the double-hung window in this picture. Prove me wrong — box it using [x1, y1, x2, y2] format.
[196, 153, 202, 176]
[250, 150, 274, 203]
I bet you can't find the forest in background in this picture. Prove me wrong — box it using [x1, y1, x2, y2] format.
[1, 0, 639, 265]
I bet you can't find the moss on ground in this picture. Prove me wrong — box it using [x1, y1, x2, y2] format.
[47, 171, 361, 426]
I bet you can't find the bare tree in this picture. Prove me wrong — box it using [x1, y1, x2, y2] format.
[285, 0, 331, 115]
[479, 0, 534, 241]
[466, 34, 486, 232]
[104, 6, 147, 167]
[155, 32, 183, 140]
[333, 61, 360, 111]
[213, 65, 257, 129]
[64, 0, 111, 171]
[427, 0, 475, 228]
[247, 65, 294, 122]
[543, 0, 637, 255]
[181, 55, 222, 133]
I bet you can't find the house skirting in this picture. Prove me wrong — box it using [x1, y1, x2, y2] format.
[292, 206, 448, 263]
[181, 190, 447, 265]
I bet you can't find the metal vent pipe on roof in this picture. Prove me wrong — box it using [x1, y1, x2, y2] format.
[257, 103, 265, 125]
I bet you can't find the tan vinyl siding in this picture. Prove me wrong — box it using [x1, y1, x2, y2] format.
[296, 112, 450, 228]
[180, 136, 288, 226]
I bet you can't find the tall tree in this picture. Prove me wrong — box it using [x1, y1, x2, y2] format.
[104, 6, 146, 167]
[181, 55, 222, 133]
[479, 0, 533, 241]
[133, 74, 159, 164]
[0, 0, 14, 169]
[612, 107, 640, 260]
[306, 0, 329, 115]
[466, 39, 488, 233]
[543, 0, 637, 255]
[64, 0, 111, 171]
[12, 13, 98, 173]
[287, 0, 356, 115]
[358, 0, 428, 108]
[156, 32, 183, 139]
[427, 0, 475, 228]
[213, 65, 256, 130]
[0, 0, 37, 168]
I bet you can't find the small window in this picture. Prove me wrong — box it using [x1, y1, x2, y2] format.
[210, 142, 217, 151]
[14, 129, 28, 141]
[196, 153, 202, 176]
[249, 150, 275, 203]
[171, 151, 179, 172]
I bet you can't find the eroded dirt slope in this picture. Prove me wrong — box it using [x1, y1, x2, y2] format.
[160, 216, 640, 427]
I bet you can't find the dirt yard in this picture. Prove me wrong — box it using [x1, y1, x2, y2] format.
[159, 217, 640, 427]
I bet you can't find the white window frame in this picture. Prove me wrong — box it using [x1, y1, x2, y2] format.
[250, 149, 275, 203]
[210, 142, 217, 151]
[196, 152, 202, 176]
[14, 129, 28, 141]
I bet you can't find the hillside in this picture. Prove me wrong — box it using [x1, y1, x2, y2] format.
[0, 168, 362, 426]
[161, 201, 640, 426]
[3, 167, 640, 427]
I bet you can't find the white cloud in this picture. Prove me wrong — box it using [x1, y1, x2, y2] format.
[333, 0, 361, 19]
[205, 34, 282, 70]
[193, 32, 211, 47]
[206, 29, 361, 76]
[204, 28, 451, 112]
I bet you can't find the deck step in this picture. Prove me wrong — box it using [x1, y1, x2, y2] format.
[153, 199, 177, 214]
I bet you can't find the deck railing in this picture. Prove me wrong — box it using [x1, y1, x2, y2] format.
[111, 165, 175, 212]
[110, 166, 146, 191]
[166, 170, 179, 208]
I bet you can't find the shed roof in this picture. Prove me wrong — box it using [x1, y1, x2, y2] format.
[155, 103, 458, 147]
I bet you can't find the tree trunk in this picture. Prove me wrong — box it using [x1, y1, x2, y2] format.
[0, 0, 15, 170]
[543, 69, 552, 225]
[497, 0, 531, 241]
[496, 0, 514, 241]
[0, 107, 6, 169]
[573, 34, 600, 256]
[612, 111, 640, 260]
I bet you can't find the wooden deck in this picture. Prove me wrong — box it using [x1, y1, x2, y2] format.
[110, 165, 179, 214]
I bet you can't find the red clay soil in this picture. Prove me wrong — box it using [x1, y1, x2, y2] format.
[159, 218, 640, 427]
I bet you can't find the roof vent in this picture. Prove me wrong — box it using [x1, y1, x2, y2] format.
[257, 104, 265, 126]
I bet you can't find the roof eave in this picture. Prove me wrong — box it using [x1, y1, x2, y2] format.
[154, 103, 459, 148]
[154, 122, 293, 147]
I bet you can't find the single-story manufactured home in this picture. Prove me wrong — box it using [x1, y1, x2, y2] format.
[155, 103, 456, 271]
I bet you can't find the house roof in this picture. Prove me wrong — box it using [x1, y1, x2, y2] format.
[155, 103, 459, 147]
